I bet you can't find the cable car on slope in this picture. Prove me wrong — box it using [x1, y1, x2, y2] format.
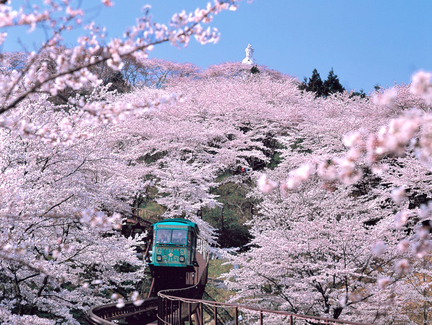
[149, 218, 198, 270]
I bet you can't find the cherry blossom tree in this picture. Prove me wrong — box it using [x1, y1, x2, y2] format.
[0, 89, 149, 323]
[223, 171, 411, 323]
[115, 59, 432, 324]
[0, 1, 244, 323]
[2, 2, 431, 324]
[112, 66, 303, 246]
[121, 57, 200, 88]
[0, 0, 240, 125]
[234, 71, 432, 323]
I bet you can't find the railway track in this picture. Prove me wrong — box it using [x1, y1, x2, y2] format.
[86, 251, 208, 325]
[86, 298, 158, 325]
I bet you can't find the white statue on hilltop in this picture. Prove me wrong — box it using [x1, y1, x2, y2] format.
[242, 43, 256, 65]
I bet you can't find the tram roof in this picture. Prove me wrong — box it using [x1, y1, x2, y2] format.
[153, 218, 198, 230]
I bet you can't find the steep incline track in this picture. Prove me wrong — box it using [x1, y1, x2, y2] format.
[86, 252, 208, 325]
[86, 298, 158, 325]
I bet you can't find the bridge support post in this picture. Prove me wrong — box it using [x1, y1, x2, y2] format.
[188, 302, 192, 324]
[157, 297, 163, 325]
[169, 299, 173, 324]
[214, 305, 217, 325]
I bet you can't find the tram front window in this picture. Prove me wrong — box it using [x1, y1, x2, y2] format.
[156, 229, 171, 244]
[171, 230, 187, 245]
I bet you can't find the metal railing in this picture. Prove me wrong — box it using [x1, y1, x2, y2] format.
[157, 293, 374, 325]
[157, 261, 209, 325]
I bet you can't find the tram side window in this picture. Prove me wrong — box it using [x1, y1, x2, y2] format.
[171, 229, 187, 245]
[156, 229, 171, 244]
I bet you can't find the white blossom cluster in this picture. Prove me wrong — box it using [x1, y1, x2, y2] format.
[0, 0, 240, 129]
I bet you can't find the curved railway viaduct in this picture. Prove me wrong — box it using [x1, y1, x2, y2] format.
[86, 215, 374, 325]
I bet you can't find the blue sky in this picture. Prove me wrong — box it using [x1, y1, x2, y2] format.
[3, 0, 432, 92]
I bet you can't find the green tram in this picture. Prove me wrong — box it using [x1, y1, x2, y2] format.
[149, 218, 198, 270]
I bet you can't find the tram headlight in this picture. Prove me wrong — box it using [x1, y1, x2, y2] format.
[156, 255, 162, 262]
[179, 255, 185, 263]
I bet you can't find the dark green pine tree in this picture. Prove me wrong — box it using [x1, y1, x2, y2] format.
[322, 68, 345, 96]
[299, 68, 345, 98]
[298, 68, 324, 97]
